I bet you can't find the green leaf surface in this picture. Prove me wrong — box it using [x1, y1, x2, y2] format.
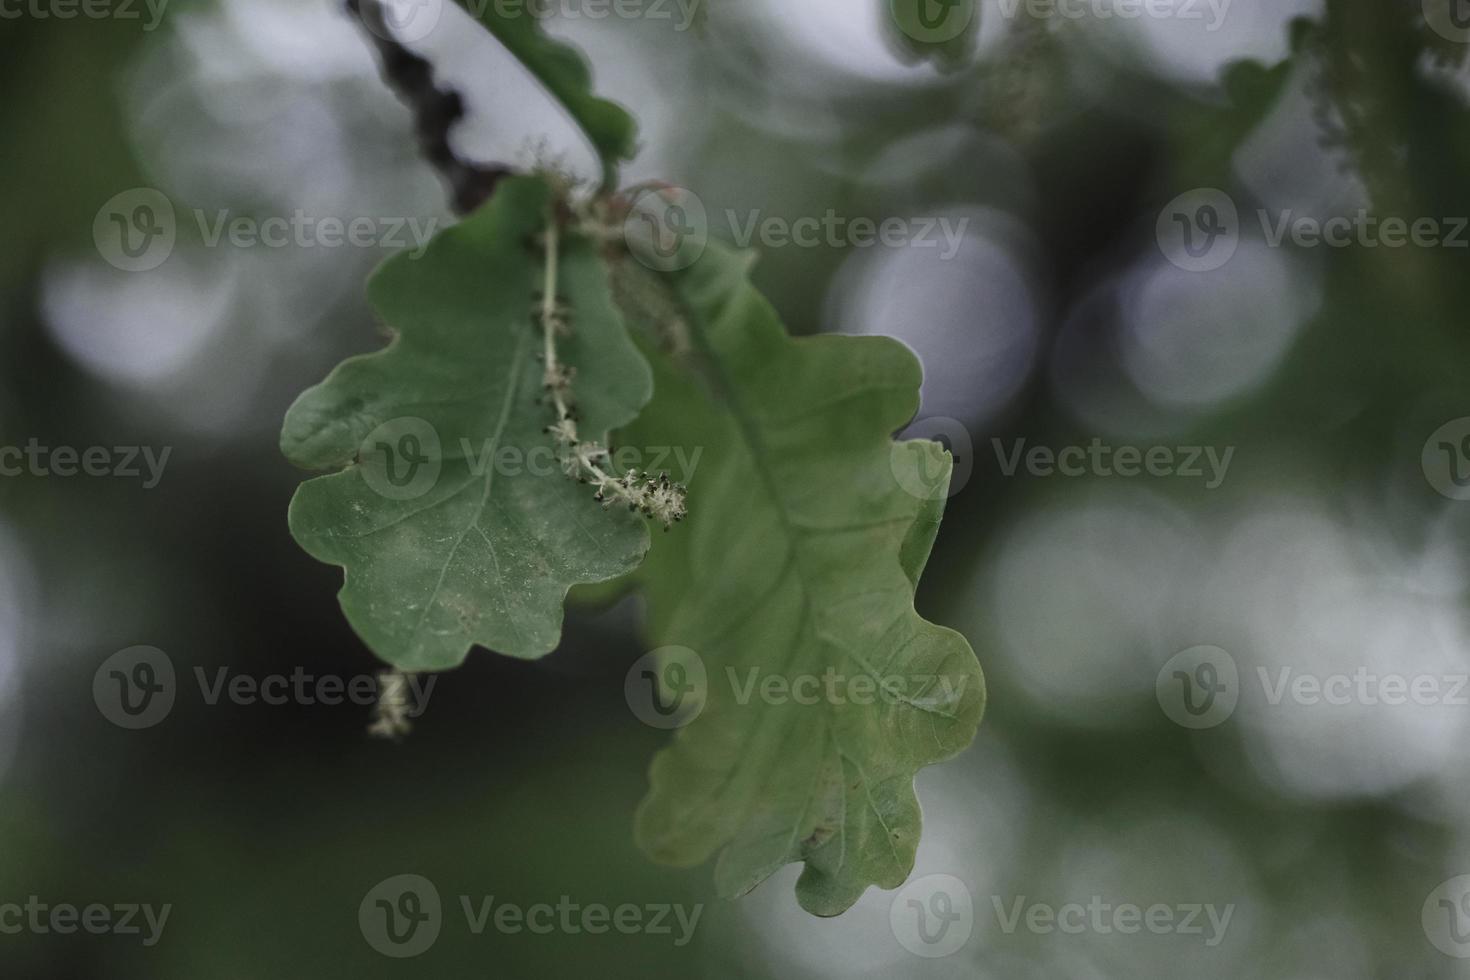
[619, 243, 985, 916]
[452, 0, 639, 184]
[281, 176, 653, 671]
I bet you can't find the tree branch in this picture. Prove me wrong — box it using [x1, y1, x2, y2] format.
[346, 0, 513, 215]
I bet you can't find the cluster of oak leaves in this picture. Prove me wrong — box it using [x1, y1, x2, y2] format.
[276, 3, 984, 918]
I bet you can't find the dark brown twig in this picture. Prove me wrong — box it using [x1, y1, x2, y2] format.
[346, 0, 513, 215]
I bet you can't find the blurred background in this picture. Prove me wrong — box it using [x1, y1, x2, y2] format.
[5, 0, 1470, 975]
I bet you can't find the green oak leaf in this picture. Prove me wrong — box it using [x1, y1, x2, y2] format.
[618, 242, 985, 916]
[452, 0, 638, 185]
[281, 175, 653, 671]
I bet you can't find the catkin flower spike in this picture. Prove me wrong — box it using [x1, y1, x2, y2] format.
[368, 669, 415, 740]
[536, 213, 688, 530]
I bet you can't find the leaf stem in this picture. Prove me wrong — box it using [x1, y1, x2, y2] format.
[536, 213, 687, 529]
[542, 217, 566, 416]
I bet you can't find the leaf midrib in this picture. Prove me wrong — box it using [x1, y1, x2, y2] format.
[678, 297, 893, 881]
[406, 329, 533, 654]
